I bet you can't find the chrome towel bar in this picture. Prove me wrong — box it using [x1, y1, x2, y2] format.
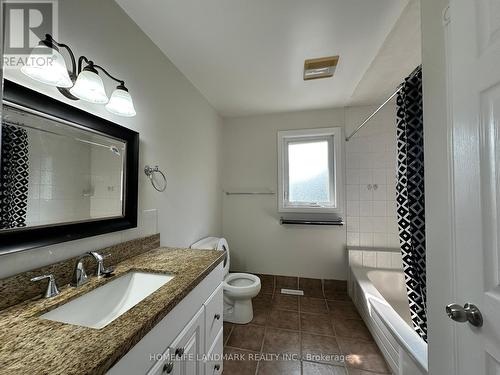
[224, 189, 275, 195]
[280, 218, 344, 226]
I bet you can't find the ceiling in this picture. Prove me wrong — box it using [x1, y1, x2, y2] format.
[116, 0, 412, 117]
[349, 0, 421, 106]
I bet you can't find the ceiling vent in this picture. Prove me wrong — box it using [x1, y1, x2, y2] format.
[303, 56, 339, 80]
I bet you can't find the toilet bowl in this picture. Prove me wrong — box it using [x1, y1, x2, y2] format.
[191, 237, 261, 324]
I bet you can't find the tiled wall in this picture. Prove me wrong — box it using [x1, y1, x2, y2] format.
[345, 105, 400, 249]
[26, 130, 124, 226]
[26, 130, 92, 226]
[348, 248, 403, 270]
[89, 146, 124, 219]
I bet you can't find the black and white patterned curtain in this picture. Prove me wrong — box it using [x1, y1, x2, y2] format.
[395, 66, 427, 342]
[0, 123, 29, 229]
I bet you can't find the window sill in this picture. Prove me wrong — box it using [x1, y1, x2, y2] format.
[278, 206, 343, 214]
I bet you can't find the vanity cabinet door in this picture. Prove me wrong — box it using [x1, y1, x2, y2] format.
[170, 306, 204, 375]
[146, 348, 173, 375]
[204, 328, 223, 375]
[204, 284, 223, 350]
[182, 328, 200, 375]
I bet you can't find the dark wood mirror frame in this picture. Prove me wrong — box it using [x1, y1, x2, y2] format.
[0, 80, 139, 255]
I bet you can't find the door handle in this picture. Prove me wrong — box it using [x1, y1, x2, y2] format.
[445, 303, 483, 327]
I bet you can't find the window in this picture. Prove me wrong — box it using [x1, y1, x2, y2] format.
[278, 127, 343, 213]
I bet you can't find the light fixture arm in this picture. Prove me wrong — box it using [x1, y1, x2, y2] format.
[42, 34, 77, 77]
[44, 34, 127, 88]
[77, 56, 126, 88]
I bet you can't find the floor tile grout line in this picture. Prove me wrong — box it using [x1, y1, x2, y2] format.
[298, 293, 303, 373]
[226, 277, 384, 374]
[223, 324, 234, 347]
[253, 324, 268, 375]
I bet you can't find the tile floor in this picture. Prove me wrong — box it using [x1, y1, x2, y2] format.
[222, 275, 391, 375]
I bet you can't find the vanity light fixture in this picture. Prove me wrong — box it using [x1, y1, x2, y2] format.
[21, 34, 136, 117]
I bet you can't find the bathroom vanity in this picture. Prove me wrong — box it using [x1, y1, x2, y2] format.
[0, 240, 225, 375]
[0, 80, 227, 374]
[109, 259, 224, 375]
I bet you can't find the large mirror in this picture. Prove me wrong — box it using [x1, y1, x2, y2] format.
[0, 80, 139, 254]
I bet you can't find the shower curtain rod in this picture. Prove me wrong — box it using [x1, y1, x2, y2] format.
[345, 65, 422, 142]
[2, 119, 119, 152]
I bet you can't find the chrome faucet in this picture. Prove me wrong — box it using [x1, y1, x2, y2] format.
[71, 252, 115, 287]
[89, 251, 115, 277]
[71, 253, 93, 287]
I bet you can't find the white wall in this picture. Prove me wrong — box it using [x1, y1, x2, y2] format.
[222, 108, 347, 280]
[0, 0, 223, 278]
[222, 105, 400, 280]
[345, 104, 399, 249]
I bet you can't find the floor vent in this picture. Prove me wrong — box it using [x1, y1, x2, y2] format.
[280, 288, 304, 296]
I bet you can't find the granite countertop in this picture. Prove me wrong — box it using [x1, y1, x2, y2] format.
[0, 247, 224, 375]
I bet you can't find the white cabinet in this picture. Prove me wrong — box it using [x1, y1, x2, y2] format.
[146, 348, 172, 375]
[204, 328, 223, 375]
[138, 308, 205, 375]
[203, 284, 223, 350]
[169, 307, 204, 375]
[108, 263, 224, 375]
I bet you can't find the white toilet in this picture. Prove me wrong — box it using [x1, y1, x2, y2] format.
[191, 237, 261, 324]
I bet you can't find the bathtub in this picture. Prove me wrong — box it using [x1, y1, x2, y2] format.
[349, 266, 428, 375]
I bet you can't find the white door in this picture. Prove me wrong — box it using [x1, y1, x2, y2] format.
[442, 0, 500, 373]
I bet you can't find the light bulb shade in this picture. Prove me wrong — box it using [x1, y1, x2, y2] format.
[21, 45, 73, 87]
[69, 70, 109, 103]
[105, 88, 136, 117]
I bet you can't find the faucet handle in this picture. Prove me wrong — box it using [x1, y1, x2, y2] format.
[31, 274, 60, 298]
[89, 251, 113, 277]
[101, 265, 115, 278]
[89, 252, 112, 264]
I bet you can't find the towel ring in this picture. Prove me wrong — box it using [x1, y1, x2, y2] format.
[144, 165, 167, 192]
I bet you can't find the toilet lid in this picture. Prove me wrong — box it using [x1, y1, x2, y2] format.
[190, 237, 230, 277]
[216, 238, 230, 277]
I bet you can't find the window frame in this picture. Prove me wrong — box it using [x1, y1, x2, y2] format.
[277, 127, 344, 214]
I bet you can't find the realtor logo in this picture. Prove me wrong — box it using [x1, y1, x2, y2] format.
[3, 0, 58, 55]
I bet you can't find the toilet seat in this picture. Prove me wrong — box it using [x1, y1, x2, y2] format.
[224, 273, 261, 297]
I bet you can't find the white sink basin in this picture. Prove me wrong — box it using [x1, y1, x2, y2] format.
[41, 272, 174, 329]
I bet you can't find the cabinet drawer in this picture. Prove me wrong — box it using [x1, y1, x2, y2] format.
[204, 283, 223, 349]
[204, 328, 223, 375]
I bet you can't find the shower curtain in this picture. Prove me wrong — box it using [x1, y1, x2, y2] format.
[0, 124, 29, 229]
[395, 66, 427, 342]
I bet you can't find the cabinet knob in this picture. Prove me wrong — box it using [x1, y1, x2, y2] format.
[214, 313, 221, 320]
[214, 364, 221, 371]
[162, 362, 174, 374]
[175, 347, 185, 357]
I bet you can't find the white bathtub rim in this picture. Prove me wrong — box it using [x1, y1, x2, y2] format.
[351, 266, 428, 373]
